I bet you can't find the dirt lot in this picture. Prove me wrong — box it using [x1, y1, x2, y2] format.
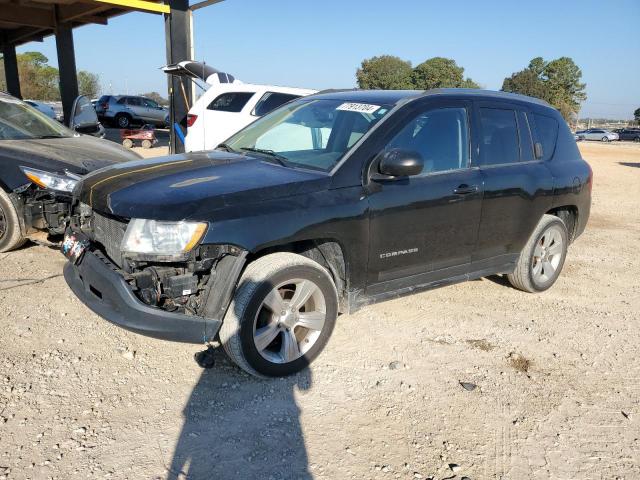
[0, 142, 638, 479]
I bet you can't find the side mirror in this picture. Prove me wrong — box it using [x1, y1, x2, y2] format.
[69, 95, 102, 136]
[378, 148, 424, 177]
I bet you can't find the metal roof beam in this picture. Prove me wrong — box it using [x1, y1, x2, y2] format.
[90, 0, 169, 14]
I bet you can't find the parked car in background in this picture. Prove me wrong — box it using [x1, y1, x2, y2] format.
[575, 128, 619, 142]
[615, 128, 640, 142]
[62, 89, 591, 378]
[95, 95, 169, 129]
[24, 100, 57, 120]
[0, 92, 140, 252]
[163, 61, 316, 152]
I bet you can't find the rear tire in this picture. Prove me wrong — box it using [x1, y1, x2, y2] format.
[219, 252, 338, 378]
[141, 139, 152, 149]
[0, 190, 26, 253]
[601, 136, 609, 142]
[115, 113, 131, 129]
[122, 138, 134, 148]
[507, 214, 568, 293]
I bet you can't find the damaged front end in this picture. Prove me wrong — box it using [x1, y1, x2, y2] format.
[63, 204, 246, 343]
[12, 183, 72, 243]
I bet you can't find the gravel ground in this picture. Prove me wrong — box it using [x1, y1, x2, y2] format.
[0, 142, 638, 480]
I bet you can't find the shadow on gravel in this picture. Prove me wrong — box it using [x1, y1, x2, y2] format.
[168, 351, 312, 479]
[619, 162, 640, 168]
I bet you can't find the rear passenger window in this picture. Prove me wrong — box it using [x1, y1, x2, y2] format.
[208, 92, 254, 112]
[532, 114, 559, 161]
[479, 108, 520, 165]
[253, 92, 300, 116]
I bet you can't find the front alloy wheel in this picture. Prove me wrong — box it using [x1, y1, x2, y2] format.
[219, 252, 338, 377]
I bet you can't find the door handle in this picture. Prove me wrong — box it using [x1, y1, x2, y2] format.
[453, 184, 479, 195]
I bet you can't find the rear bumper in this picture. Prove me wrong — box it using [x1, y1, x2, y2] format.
[64, 250, 220, 343]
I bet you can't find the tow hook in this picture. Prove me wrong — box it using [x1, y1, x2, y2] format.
[194, 345, 216, 369]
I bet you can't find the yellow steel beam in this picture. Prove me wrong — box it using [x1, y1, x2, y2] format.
[91, 0, 170, 14]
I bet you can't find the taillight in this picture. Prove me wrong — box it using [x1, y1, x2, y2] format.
[186, 114, 198, 127]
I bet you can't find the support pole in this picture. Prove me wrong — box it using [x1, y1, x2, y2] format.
[165, 0, 192, 154]
[2, 43, 22, 99]
[55, 22, 79, 125]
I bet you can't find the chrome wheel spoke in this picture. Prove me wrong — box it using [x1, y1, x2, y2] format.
[548, 242, 562, 256]
[296, 311, 325, 331]
[532, 259, 542, 276]
[533, 243, 544, 258]
[543, 259, 555, 275]
[290, 280, 317, 311]
[254, 323, 280, 352]
[281, 329, 301, 362]
[263, 289, 285, 314]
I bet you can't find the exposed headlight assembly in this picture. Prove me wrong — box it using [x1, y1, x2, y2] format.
[20, 166, 79, 192]
[121, 219, 207, 257]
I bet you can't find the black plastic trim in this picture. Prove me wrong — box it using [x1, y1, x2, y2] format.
[64, 250, 220, 344]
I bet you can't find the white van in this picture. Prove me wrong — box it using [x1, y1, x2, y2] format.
[163, 61, 316, 152]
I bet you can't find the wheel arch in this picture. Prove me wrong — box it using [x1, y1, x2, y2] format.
[546, 205, 579, 242]
[248, 239, 349, 313]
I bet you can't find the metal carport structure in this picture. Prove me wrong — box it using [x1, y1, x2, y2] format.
[0, 0, 212, 152]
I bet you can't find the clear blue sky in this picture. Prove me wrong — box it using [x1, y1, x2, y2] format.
[17, 0, 640, 118]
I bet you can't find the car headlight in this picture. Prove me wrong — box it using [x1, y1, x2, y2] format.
[20, 166, 79, 192]
[121, 219, 207, 256]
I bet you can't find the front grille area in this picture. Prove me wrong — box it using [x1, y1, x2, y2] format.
[92, 213, 128, 267]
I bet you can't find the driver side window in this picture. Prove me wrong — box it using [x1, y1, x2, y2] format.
[387, 107, 469, 175]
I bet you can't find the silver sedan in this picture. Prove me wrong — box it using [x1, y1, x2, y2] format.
[575, 129, 619, 142]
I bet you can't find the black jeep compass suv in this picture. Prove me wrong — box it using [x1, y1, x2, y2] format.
[62, 89, 591, 377]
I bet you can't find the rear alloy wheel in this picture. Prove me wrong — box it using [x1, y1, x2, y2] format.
[219, 252, 338, 377]
[601, 136, 609, 142]
[141, 139, 152, 149]
[115, 114, 131, 129]
[0, 189, 26, 252]
[507, 214, 569, 293]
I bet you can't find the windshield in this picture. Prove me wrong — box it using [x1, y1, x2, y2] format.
[0, 97, 72, 140]
[224, 98, 391, 171]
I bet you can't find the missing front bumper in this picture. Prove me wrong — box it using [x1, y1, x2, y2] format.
[64, 250, 221, 343]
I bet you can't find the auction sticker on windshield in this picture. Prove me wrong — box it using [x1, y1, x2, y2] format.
[336, 102, 381, 114]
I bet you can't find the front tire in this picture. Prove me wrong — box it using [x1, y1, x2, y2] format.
[507, 214, 568, 293]
[0, 190, 26, 252]
[601, 136, 609, 142]
[219, 252, 338, 377]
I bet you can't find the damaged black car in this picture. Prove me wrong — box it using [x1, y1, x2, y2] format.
[0, 92, 140, 252]
[62, 89, 591, 378]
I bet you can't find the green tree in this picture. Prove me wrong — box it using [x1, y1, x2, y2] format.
[634, 107, 640, 125]
[17, 52, 60, 100]
[502, 56, 587, 121]
[412, 57, 459, 89]
[356, 55, 414, 90]
[460, 78, 481, 89]
[78, 71, 100, 98]
[140, 91, 169, 106]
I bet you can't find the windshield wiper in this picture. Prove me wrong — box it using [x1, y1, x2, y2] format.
[240, 147, 288, 167]
[216, 143, 236, 153]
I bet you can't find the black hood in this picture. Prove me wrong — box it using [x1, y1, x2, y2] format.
[78, 151, 331, 220]
[0, 135, 140, 191]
